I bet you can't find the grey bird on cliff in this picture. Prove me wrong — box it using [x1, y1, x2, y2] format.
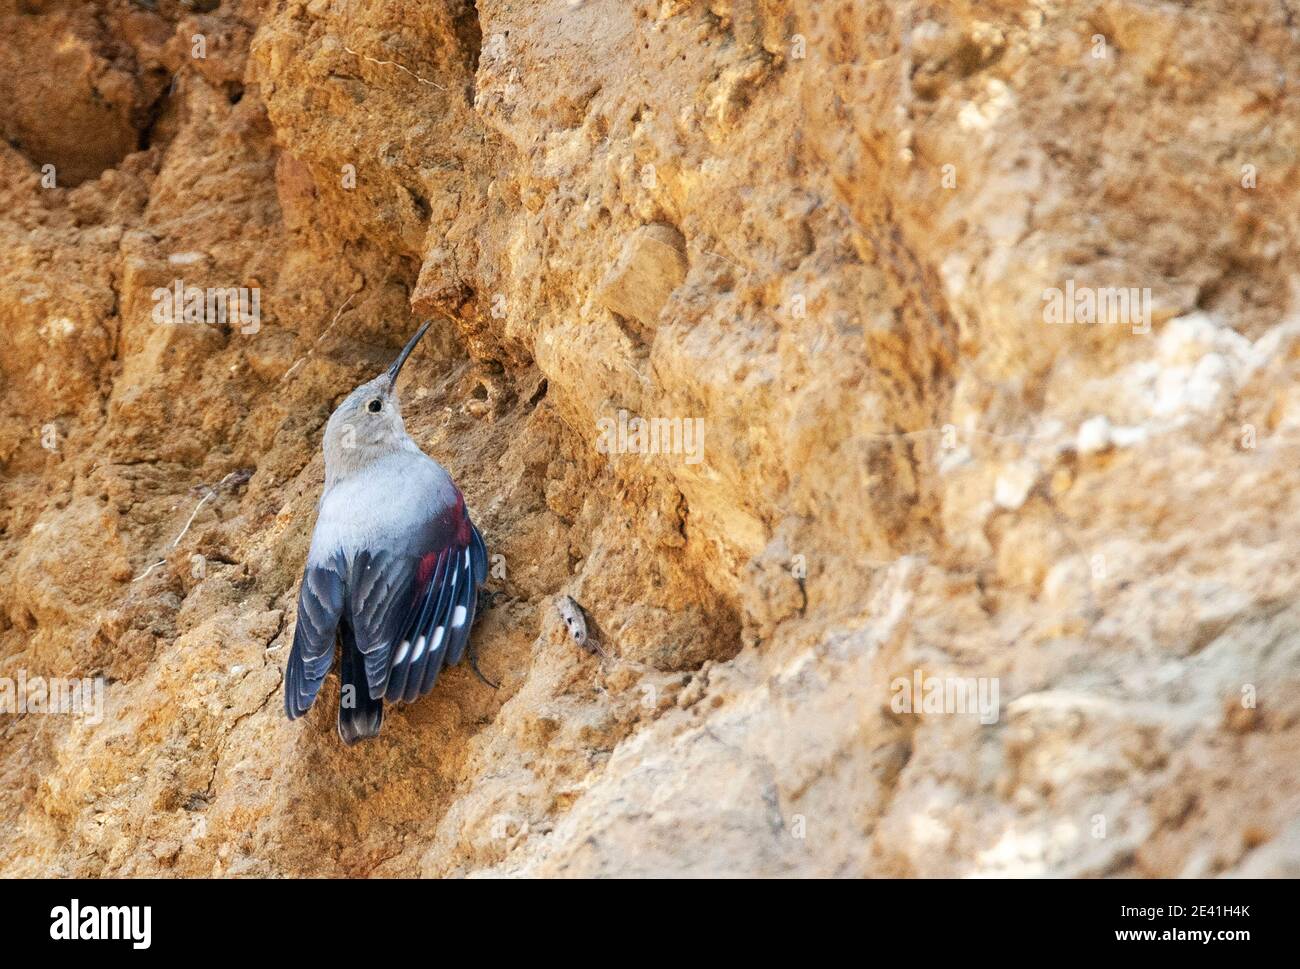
[284, 322, 489, 744]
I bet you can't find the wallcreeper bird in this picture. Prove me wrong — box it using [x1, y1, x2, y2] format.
[284, 322, 489, 744]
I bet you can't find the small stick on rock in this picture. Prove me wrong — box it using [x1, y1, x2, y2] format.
[132, 470, 251, 582]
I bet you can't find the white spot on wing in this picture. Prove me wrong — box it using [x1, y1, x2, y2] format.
[411, 636, 426, 663]
[452, 605, 467, 628]
[430, 626, 445, 651]
[394, 641, 410, 664]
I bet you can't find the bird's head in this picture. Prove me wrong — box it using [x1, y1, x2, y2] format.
[322, 321, 430, 486]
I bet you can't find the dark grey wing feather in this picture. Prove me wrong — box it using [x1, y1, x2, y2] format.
[393, 550, 456, 702]
[471, 523, 488, 584]
[383, 508, 488, 703]
[346, 547, 418, 701]
[388, 546, 463, 702]
[284, 554, 346, 720]
[385, 550, 441, 702]
[416, 559, 462, 697]
[444, 546, 480, 669]
[337, 619, 383, 745]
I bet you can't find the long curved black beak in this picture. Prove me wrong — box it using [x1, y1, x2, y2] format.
[386, 321, 431, 385]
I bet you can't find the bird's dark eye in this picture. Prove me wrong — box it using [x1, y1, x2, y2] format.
[366, 399, 382, 413]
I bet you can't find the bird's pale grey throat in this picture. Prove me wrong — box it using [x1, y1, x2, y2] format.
[284, 321, 490, 745]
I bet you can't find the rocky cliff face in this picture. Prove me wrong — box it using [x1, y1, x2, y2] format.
[1, 0, 1298, 877]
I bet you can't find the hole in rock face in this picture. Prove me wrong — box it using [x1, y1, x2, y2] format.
[407, 187, 432, 221]
[0, 8, 173, 187]
[460, 0, 483, 73]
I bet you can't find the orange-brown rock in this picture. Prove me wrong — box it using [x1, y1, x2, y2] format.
[0, 0, 1297, 877]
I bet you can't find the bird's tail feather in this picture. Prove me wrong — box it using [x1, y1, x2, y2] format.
[338, 621, 383, 745]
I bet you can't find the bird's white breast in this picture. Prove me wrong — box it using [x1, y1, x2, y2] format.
[308, 449, 455, 563]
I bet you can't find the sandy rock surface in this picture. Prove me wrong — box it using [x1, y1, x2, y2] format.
[0, 0, 1297, 877]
